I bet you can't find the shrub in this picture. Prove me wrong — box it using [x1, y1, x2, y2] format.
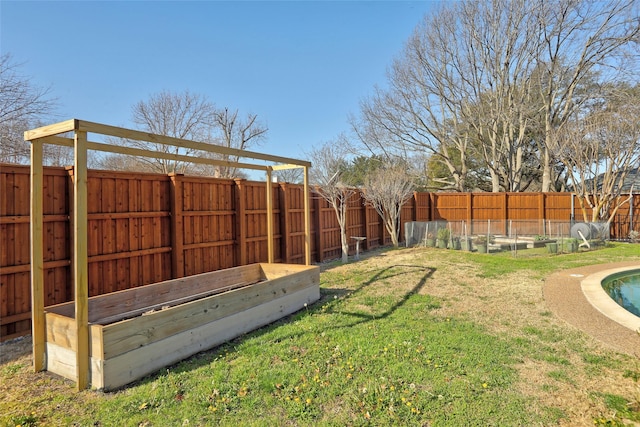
[437, 227, 451, 241]
[474, 234, 495, 244]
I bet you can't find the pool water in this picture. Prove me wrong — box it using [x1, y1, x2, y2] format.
[601, 270, 640, 317]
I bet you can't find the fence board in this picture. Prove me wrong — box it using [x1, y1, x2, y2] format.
[543, 193, 572, 220]
[179, 177, 237, 277]
[506, 193, 540, 220]
[433, 193, 469, 222]
[414, 192, 431, 221]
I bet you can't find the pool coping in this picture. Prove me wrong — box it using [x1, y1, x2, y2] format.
[580, 267, 640, 332]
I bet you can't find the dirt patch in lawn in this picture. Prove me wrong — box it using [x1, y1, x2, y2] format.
[0, 335, 32, 364]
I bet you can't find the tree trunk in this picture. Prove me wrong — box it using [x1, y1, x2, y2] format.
[490, 170, 501, 193]
[341, 228, 349, 263]
[332, 201, 350, 263]
[386, 214, 400, 248]
[541, 122, 553, 193]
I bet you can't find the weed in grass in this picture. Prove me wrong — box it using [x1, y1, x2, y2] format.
[542, 354, 572, 366]
[624, 369, 640, 382]
[591, 391, 640, 425]
[543, 406, 568, 423]
[547, 370, 576, 385]
[0, 363, 23, 377]
[10, 413, 39, 427]
[522, 325, 565, 343]
[593, 418, 626, 426]
[541, 383, 560, 392]
[583, 354, 628, 379]
[623, 367, 640, 422]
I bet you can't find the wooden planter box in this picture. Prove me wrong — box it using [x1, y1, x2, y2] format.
[43, 263, 320, 390]
[532, 239, 556, 248]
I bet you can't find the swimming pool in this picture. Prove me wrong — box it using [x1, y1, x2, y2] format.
[601, 269, 640, 317]
[580, 266, 640, 332]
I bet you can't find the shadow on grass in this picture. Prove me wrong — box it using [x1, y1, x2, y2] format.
[119, 264, 436, 390]
[319, 264, 436, 325]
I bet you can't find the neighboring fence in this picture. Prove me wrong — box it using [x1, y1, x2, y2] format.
[1, 164, 638, 341]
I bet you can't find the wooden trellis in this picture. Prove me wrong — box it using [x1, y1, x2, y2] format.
[26, 119, 312, 390]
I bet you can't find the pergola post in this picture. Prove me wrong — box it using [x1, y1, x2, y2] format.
[266, 167, 274, 263]
[30, 139, 45, 372]
[73, 130, 90, 391]
[303, 166, 311, 265]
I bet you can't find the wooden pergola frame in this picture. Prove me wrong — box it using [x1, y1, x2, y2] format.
[26, 119, 312, 390]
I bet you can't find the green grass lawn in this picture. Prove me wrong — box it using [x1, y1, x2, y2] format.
[1, 242, 639, 426]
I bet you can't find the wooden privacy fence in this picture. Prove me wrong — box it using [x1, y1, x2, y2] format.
[423, 192, 639, 238]
[1, 164, 638, 341]
[0, 164, 381, 341]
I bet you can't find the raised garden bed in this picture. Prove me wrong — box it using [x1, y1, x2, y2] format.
[498, 242, 528, 251]
[531, 238, 557, 248]
[43, 263, 320, 390]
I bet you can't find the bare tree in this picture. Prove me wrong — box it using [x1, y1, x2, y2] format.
[0, 53, 57, 164]
[536, 0, 640, 192]
[97, 91, 267, 177]
[308, 137, 357, 263]
[92, 153, 158, 173]
[352, 3, 475, 192]
[361, 161, 414, 248]
[353, 0, 639, 193]
[274, 167, 303, 184]
[207, 107, 267, 178]
[459, 0, 543, 192]
[42, 141, 74, 167]
[548, 86, 640, 223]
[127, 90, 217, 174]
[355, 0, 542, 192]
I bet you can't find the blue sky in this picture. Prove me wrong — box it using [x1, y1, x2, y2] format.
[1, 1, 436, 165]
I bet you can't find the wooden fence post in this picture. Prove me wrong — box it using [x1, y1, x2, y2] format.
[312, 189, 324, 262]
[502, 193, 508, 235]
[538, 193, 545, 235]
[362, 193, 370, 250]
[169, 174, 184, 279]
[303, 166, 311, 266]
[234, 179, 247, 266]
[467, 193, 473, 234]
[279, 183, 291, 263]
[430, 193, 436, 223]
[266, 170, 274, 263]
[379, 206, 387, 246]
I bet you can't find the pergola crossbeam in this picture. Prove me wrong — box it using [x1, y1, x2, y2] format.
[27, 119, 311, 168]
[40, 135, 272, 171]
